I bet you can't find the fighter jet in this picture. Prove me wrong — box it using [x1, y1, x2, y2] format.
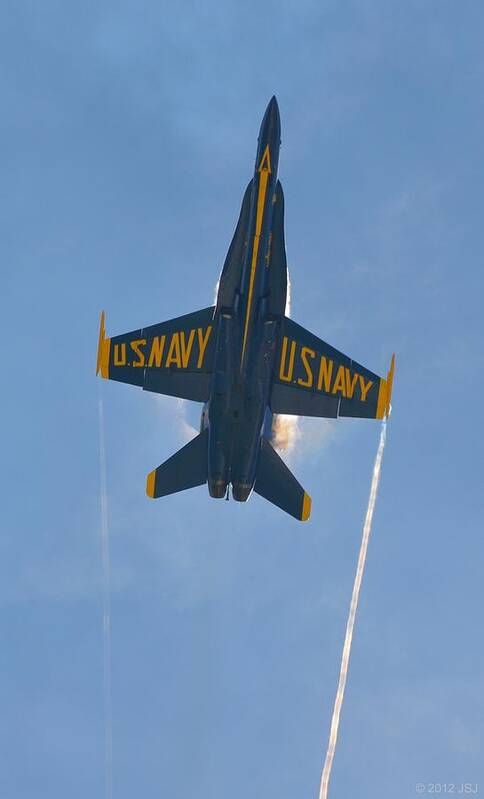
[96, 96, 394, 521]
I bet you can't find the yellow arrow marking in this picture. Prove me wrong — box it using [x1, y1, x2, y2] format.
[258, 143, 271, 173]
[240, 145, 272, 366]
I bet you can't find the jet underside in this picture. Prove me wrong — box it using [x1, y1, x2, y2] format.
[96, 97, 394, 521]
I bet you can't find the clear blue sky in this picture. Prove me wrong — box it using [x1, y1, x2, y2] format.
[2, 2, 483, 797]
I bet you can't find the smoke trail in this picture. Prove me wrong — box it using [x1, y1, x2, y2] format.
[98, 392, 113, 799]
[318, 421, 387, 799]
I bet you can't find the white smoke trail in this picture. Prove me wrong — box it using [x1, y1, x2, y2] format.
[318, 421, 387, 799]
[98, 392, 113, 799]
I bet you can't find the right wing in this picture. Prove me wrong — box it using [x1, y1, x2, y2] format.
[96, 307, 215, 402]
[271, 316, 394, 419]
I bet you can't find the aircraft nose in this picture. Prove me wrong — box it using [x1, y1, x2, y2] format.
[266, 95, 280, 121]
[258, 95, 281, 146]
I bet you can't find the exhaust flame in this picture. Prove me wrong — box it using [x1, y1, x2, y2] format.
[318, 421, 387, 799]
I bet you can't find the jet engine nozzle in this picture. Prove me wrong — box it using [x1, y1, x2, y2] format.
[232, 483, 253, 502]
[208, 479, 227, 499]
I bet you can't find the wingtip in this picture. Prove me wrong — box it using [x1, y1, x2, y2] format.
[301, 492, 312, 522]
[376, 353, 396, 419]
[96, 311, 104, 375]
[96, 310, 111, 379]
[146, 469, 156, 498]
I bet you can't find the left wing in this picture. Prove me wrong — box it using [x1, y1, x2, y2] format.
[96, 307, 215, 402]
[271, 316, 394, 419]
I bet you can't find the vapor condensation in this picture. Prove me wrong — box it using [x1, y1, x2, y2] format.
[318, 421, 387, 799]
[271, 270, 301, 453]
[98, 394, 113, 799]
[285, 271, 292, 316]
[213, 277, 220, 305]
[271, 413, 301, 452]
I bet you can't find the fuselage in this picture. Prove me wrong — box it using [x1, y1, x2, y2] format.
[205, 97, 286, 501]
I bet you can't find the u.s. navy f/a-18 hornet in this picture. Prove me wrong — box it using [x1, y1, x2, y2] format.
[96, 97, 394, 521]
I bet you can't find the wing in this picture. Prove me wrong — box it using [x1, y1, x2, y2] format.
[271, 316, 394, 419]
[96, 307, 215, 402]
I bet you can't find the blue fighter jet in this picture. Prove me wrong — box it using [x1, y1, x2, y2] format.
[96, 97, 394, 521]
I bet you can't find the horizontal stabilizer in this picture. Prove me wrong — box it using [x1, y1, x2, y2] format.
[147, 429, 208, 499]
[254, 438, 311, 522]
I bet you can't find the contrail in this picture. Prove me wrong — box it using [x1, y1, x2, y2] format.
[98, 391, 113, 799]
[318, 421, 387, 799]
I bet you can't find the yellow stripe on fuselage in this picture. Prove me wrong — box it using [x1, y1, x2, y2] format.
[240, 145, 272, 367]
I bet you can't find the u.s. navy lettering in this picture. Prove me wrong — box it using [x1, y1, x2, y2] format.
[278, 336, 375, 402]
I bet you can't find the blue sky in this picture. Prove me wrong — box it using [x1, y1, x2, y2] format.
[2, 2, 483, 797]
